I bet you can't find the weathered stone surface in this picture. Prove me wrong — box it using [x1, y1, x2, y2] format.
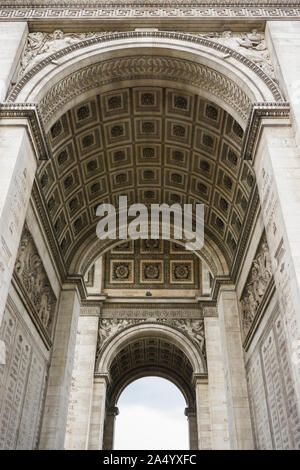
[1, 11, 300, 452]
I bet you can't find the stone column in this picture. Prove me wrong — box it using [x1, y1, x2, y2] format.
[204, 317, 230, 449]
[252, 120, 300, 428]
[217, 286, 254, 450]
[0, 22, 28, 100]
[265, 24, 300, 399]
[184, 407, 198, 450]
[267, 22, 300, 150]
[194, 377, 212, 450]
[0, 122, 38, 364]
[88, 374, 108, 450]
[202, 262, 212, 295]
[65, 306, 100, 450]
[103, 406, 119, 450]
[39, 287, 81, 449]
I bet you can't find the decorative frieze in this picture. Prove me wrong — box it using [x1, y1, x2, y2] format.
[2, 3, 300, 21]
[14, 224, 57, 339]
[240, 232, 273, 339]
[101, 305, 203, 319]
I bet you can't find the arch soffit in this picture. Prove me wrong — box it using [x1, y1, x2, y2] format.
[110, 368, 195, 408]
[97, 322, 206, 376]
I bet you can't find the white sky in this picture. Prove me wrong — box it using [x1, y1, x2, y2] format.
[114, 376, 189, 450]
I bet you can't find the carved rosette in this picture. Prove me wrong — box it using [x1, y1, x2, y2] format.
[240, 232, 272, 339]
[14, 224, 57, 338]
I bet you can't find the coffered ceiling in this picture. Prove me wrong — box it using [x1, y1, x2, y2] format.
[37, 86, 255, 273]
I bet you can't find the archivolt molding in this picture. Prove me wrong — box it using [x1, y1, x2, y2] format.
[39, 55, 252, 125]
[96, 321, 206, 375]
[8, 31, 284, 125]
[97, 318, 206, 361]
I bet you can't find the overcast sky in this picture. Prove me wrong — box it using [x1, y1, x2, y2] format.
[114, 377, 189, 450]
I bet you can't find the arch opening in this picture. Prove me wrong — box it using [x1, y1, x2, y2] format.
[114, 377, 189, 450]
[99, 324, 204, 450]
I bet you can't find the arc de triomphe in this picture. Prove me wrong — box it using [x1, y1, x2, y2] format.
[1, 0, 300, 450]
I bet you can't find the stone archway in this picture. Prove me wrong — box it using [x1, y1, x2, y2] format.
[1, 24, 300, 452]
[93, 322, 206, 450]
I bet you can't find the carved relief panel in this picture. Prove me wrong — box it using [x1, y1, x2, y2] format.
[240, 232, 273, 341]
[13, 224, 57, 342]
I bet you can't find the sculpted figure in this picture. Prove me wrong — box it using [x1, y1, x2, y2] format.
[191, 320, 206, 356]
[219, 30, 239, 49]
[236, 34, 253, 49]
[41, 30, 78, 55]
[39, 290, 51, 329]
[251, 264, 266, 300]
[20, 32, 46, 73]
[99, 319, 113, 344]
[14, 226, 56, 333]
[262, 238, 272, 275]
[247, 285, 258, 313]
[20, 30, 105, 76]
[15, 235, 30, 276]
[247, 29, 264, 47]
[241, 290, 256, 335]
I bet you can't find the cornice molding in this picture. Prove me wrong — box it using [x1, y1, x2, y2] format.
[241, 101, 290, 160]
[1, 3, 300, 20]
[3, 1, 300, 5]
[0, 102, 49, 160]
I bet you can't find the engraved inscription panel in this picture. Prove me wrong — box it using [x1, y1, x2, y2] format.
[247, 303, 300, 449]
[0, 302, 47, 450]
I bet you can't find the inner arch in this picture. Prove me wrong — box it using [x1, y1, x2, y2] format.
[114, 377, 189, 450]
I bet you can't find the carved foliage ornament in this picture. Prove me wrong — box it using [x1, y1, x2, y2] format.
[14, 225, 57, 336]
[240, 232, 272, 338]
[97, 318, 206, 359]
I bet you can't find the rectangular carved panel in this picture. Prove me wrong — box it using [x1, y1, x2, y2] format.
[246, 302, 300, 449]
[0, 299, 48, 449]
[14, 224, 57, 342]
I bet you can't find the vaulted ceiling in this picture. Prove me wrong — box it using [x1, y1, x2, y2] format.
[107, 336, 194, 405]
[37, 86, 256, 272]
